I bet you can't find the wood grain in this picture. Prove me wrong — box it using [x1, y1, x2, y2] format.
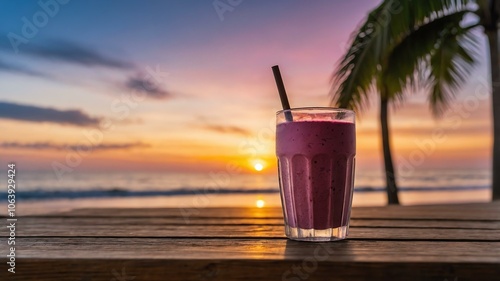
[44, 202, 500, 220]
[1, 203, 499, 280]
[1, 238, 499, 280]
[2, 259, 499, 281]
[1, 220, 499, 240]
[2, 216, 499, 228]
[1, 238, 499, 262]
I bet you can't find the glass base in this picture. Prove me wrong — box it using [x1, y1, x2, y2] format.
[285, 224, 349, 242]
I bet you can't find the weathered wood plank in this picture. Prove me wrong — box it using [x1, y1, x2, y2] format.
[2, 217, 500, 229]
[1, 238, 499, 262]
[2, 222, 500, 240]
[45, 202, 500, 220]
[1, 259, 499, 281]
[0, 203, 498, 280]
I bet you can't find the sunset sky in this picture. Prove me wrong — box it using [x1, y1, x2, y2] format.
[0, 0, 493, 175]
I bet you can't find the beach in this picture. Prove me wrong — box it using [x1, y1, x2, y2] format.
[7, 169, 492, 215]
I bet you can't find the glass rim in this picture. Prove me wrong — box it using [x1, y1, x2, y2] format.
[276, 107, 354, 115]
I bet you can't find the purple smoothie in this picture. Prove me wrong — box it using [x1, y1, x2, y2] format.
[276, 120, 355, 230]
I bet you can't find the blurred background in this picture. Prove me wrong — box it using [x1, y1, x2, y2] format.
[0, 0, 492, 213]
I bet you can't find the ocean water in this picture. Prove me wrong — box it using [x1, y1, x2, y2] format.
[1, 169, 491, 204]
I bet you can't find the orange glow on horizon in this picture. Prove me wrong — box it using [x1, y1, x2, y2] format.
[256, 199, 265, 208]
[254, 163, 264, 171]
[250, 159, 268, 172]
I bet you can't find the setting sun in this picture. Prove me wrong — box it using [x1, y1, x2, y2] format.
[256, 199, 265, 208]
[254, 163, 264, 171]
[251, 159, 267, 172]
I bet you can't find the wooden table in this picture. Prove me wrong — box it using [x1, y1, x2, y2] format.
[1, 202, 499, 280]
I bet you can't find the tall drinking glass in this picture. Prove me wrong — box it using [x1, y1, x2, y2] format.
[276, 107, 356, 242]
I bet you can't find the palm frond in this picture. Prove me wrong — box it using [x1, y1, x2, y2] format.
[382, 10, 473, 97]
[330, 0, 476, 111]
[331, 0, 404, 111]
[405, 0, 473, 23]
[427, 25, 480, 115]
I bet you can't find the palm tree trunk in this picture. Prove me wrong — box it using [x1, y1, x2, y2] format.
[486, 29, 500, 201]
[380, 94, 400, 204]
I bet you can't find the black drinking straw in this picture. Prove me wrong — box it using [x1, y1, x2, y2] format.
[272, 65, 293, 121]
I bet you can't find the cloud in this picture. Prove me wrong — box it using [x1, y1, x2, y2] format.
[202, 124, 251, 136]
[125, 76, 171, 99]
[17, 40, 134, 69]
[0, 39, 173, 100]
[0, 141, 149, 151]
[0, 59, 48, 78]
[0, 101, 101, 127]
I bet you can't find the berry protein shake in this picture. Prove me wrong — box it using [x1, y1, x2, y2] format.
[276, 113, 356, 241]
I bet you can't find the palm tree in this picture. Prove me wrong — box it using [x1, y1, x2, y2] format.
[477, 0, 500, 200]
[331, 0, 500, 204]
